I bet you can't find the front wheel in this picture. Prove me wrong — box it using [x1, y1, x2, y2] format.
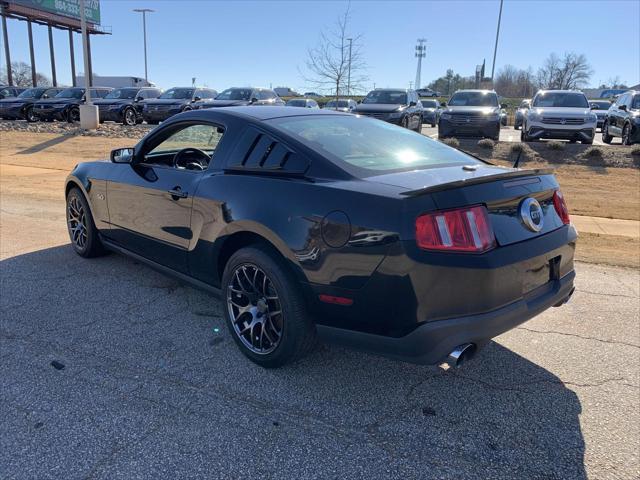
[414, 116, 422, 132]
[622, 123, 632, 145]
[25, 106, 39, 122]
[222, 246, 316, 368]
[67, 106, 80, 123]
[66, 188, 107, 258]
[122, 107, 137, 126]
[602, 120, 613, 144]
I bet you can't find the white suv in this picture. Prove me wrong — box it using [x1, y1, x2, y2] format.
[522, 90, 597, 144]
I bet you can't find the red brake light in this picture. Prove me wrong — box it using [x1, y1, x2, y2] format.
[552, 190, 570, 225]
[416, 205, 496, 253]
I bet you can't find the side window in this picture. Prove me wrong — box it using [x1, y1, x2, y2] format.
[148, 123, 225, 166]
[204, 90, 216, 99]
[617, 94, 628, 107]
[257, 90, 268, 101]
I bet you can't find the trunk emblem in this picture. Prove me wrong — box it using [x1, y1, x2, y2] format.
[519, 197, 544, 232]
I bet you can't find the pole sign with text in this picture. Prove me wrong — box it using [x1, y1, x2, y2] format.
[7, 0, 101, 25]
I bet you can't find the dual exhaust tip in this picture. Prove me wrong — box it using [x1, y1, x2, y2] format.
[446, 343, 476, 369]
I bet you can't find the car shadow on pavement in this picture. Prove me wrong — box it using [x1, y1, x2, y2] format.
[17, 133, 76, 155]
[1, 245, 586, 479]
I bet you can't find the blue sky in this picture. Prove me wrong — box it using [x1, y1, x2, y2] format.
[3, 0, 639, 92]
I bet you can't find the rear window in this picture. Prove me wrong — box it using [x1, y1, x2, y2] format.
[268, 115, 481, 177]
[422, 100, 438, 108]
[532, 92, 589, 108]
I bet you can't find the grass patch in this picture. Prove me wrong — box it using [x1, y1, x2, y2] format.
[477, 138, 495, 149]
[547, 141, 565, 151]
[584, 146, 604, 158]
[575, 232, 639, 268]
[442, 137, 460, 148]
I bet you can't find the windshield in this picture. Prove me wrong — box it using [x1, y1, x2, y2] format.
[216, 88, 252, 101]
[269, 115, 481, 176]
[632, 95, 640, 109]
[159, 88, 194, 100]
[422, 100, 438, 108]
[326, 100, 349, 108]
[362, 90, 407, 105]
[532, 92, 589, 108]
[287, 99, 306, 107]
[448, 91, 498, 107]
[17, 88, 45, 99]
[55, 89, 84, 99]
[105, 88, 139, 99]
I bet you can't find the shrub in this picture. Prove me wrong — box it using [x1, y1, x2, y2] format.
[547, 141, 565, 151]
[442, 137, 459, 148]
[477, 138, 495, 149]
[584, 146, 603, 158]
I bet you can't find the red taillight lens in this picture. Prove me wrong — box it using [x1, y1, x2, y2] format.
[552, 190, 570, 225]
[416, 205, 496, 253]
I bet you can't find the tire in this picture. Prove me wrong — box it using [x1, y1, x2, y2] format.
[622, 123, 632, 145]
[25, 106, 39, 122]
[602, 120, 613, 144]
[414, 116, 422, 132]
[431, 122, 436, 128]
[222, 245, 317, 368]
[122, 107, 137, 126]
[67, 106, 80, 123]
[521, 126, 529, 142]
[66, 187, 107, 258]
[401, 116, 409, 129]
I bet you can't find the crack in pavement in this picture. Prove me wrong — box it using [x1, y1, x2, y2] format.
[575, 288, 639, 299]
[516, 326, 640, 349]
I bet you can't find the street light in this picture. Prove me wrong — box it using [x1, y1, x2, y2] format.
[133, 8, 154, 82]
[415, 38, 426, 90]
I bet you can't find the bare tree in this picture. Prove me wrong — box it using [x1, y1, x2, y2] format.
[599, 76, 628, 89]
[536, 52, 592, 90]
[495, 65, 536, 97]
[0, 61, 52, 87]
[303, 5, 367, 102]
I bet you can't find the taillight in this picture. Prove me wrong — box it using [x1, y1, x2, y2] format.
[552, 190, 570, 225]
[416, 205, 496, 253]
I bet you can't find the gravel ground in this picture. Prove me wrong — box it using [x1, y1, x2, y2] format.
[0, 119, 152, 139]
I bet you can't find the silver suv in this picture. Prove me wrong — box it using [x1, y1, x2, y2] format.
[522, 90, 597, 144]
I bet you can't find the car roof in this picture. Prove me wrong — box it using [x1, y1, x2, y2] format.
[187, 106, 350, 121]
[454, 89, 497, 94]
[536, 90, 584, 94]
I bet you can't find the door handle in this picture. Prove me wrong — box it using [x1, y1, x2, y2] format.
[168, 187, 188, 199]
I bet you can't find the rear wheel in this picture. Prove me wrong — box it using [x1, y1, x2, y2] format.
[222, 246, 316, 368]
[602, 120, 613, 144]
[622, 123, 632, 145]
[66, 188, 107, 258]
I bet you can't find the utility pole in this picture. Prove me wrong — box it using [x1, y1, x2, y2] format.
[346, 37, 352, 96]
[133, 8, 154, 82]
[414, 38, 426, 90]
[79, 0, 98, 129]
[490, 0, 504, 82]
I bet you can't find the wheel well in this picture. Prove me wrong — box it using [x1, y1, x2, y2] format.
[65, 181, 81, 199]
[217, 231, 285, 282]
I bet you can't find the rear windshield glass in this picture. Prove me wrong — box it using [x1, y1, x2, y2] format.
[268, 115, 481, 176]
[362, 90, 407, 105]
[532, 92, 589, 108]
[326, 100, 349, 108]
[287, 99, 306, 107]
[448, 91, 498, 107]
[422, 100, 438, 108]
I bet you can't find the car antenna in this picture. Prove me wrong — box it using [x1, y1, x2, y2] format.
[513, 149, 522, 168]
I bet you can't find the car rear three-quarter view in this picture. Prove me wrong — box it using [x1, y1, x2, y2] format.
[64, 107, 576, 369]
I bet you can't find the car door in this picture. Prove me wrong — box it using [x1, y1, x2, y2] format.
[609, 94, 627, 135]
[106, 121, 224, 272]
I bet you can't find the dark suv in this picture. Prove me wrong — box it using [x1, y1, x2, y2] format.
[0, 87, 63, 121]
[94, 87, 162, 125]
[354, 88, 423, 131]
[438, 89, 503, 140]
[33, 87, 112, 122]
[602, 90, 640, 145]
[141, 87, 217, 124]
[194, 87, 285, 109]
[0, 85, 27, 99]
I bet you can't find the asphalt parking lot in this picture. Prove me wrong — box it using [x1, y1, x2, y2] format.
[1, 144, 639, 479]
[420, 125, 607, 145]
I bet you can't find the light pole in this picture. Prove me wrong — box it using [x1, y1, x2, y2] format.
[133, 8, 154, 82]
[414, 38, 426, 90]
[490, 0, 504, 82]
[79, 0, 98, 128]
[346, 37, 352, 96]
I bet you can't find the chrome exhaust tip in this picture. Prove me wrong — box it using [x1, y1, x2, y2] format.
[446, 343, 476, 369]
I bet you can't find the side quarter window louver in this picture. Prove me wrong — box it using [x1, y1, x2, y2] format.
[227, 127, 308, 174]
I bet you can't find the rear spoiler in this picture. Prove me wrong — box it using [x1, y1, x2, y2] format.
[399, 168, 555, 197]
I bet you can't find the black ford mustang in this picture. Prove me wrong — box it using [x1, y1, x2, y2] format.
[65, 107, 576, 368]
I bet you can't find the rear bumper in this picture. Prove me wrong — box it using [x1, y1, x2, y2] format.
[318, 270, 575, 365]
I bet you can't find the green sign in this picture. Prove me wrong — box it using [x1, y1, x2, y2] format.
[9, 0, 101, 24]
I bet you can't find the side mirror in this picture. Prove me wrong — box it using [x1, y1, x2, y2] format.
[250, 97, 259, 103]
[440, 102, 447, 107]
[409, 101, 417, 107]
[110, 147, 135, 164]
[619, 104, 627, 111]
[135, 96, 143, 102]
[500, 103, 507, 109]
[193, 96, 201, 102]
